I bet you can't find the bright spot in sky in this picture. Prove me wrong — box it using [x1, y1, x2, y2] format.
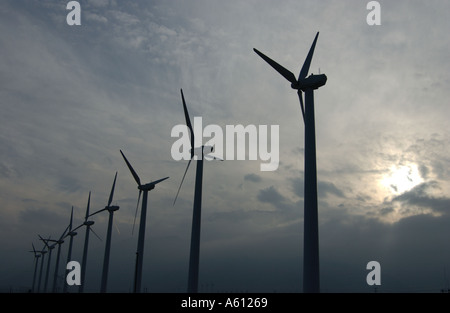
[380, 164, 423, 195]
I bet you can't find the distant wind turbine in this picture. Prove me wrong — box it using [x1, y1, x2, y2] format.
[173, 89, 221, 293]
[29, 243, 41, 293]
[38, 235, 55, 293]
[89, 171, 119, 293]
[36, 240, 47, 293]
[50, 226, 69, 293]
[63, 206, 77, 293]
[120, 149, 169, 293]
[72, 192, 102, 293]
[254, 32, 327, 293]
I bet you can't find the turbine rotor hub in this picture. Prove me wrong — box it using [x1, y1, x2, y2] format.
[107, 205, 120, 212]
[291, 82, 300, 90]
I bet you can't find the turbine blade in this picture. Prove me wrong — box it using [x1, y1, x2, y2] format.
[151, 176, 169, 185]
[90, 227, 102, 241]
[173, 158, 192, 206]
[204, 154, 224, 161]
[181, 89, 195, 158]
[69, 206, 74, 231]
[120, 150, 141, 187]
[38, 235, 50, 249]
[253, 48, 297, 84]
[85, 191, 91, 221]
[298, 90, 305, 123]
[132, 190, 142, 236]
[72, 224, 83, 233]
[59, 225, 69, 241]
[108, 171, 118, 207]
[89, 207, 107, 217]
[299, 32, 319, 80]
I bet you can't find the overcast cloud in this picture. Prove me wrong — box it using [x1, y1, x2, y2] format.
[1, 0, 450, 293]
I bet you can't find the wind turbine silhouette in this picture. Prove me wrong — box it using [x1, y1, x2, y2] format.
[173, 89, 220, 293]
[72, 192, 102, 293]
[29, 243, 42, 293]
[50, 226, 69, 293]
[88, 171, 119, 293]
[120, 149, 169, 293]
[63, 206, 77, 293]
[254, 32, 327, 293]
[36, 239, 47, 293]
[38, 235, 55, 293]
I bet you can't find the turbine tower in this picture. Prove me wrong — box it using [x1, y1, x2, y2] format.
[38, 235, 55, 293]
[49, 226, 69, 293]
[173, 89, 220, 293]
[72, 192, 102, 293]
[120, 150, 169, 293]
[36, 240, 47, 293]
[43, 226, 69, 293]
[29, 243, 41, 293]
[89, 171, 119, 293]
[63, 206, 77, 293]
[254, 32, 327, 293]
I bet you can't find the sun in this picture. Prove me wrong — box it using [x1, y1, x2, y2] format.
[380, 163, 423, 195]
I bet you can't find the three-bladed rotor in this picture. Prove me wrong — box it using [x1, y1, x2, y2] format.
[253, 32, 327, 122]
[120, 149, 169, 234]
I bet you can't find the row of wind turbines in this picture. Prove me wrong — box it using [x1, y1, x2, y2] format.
[28, 89, 211, 293]
[28, 32, 327, 293]
[29, 172, 119, 293]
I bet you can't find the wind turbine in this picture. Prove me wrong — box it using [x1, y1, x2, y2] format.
[29, 243, 41, 293]
[38, 235, 55, 293]
[63, 206, 77, 293]
[254, 32, 327, 293]
[72, 191, 102, 293]
[89, 171, 119, 293]
[120, 149, 169, 293]
[36, 240, 48, 293]
[173, 89, 220, 293]
[49, 226, 69, 293]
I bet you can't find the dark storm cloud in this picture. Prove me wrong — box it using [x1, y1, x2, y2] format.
[318, 181, 345, 198]
[289, 176, 345, 199]
[379, 207, 394, 216]
[257, 186, 286, 206]
[391, 181, 450, 215]
[244, 173, 262, 183]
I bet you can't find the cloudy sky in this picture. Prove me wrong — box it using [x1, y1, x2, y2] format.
[1, 0, 450, 293]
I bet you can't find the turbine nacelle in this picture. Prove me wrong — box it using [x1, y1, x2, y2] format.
[106, 205, 120, 212]
[138, 183, 156, 191]
[191, 145, 214, 158]
[83, 220, 95, 227]
[291, 74, 328, 91]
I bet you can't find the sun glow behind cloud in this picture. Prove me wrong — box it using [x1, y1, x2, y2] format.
[380, 163, 423, 196]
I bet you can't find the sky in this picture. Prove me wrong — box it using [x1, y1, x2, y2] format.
[0, 0, 450, 293]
